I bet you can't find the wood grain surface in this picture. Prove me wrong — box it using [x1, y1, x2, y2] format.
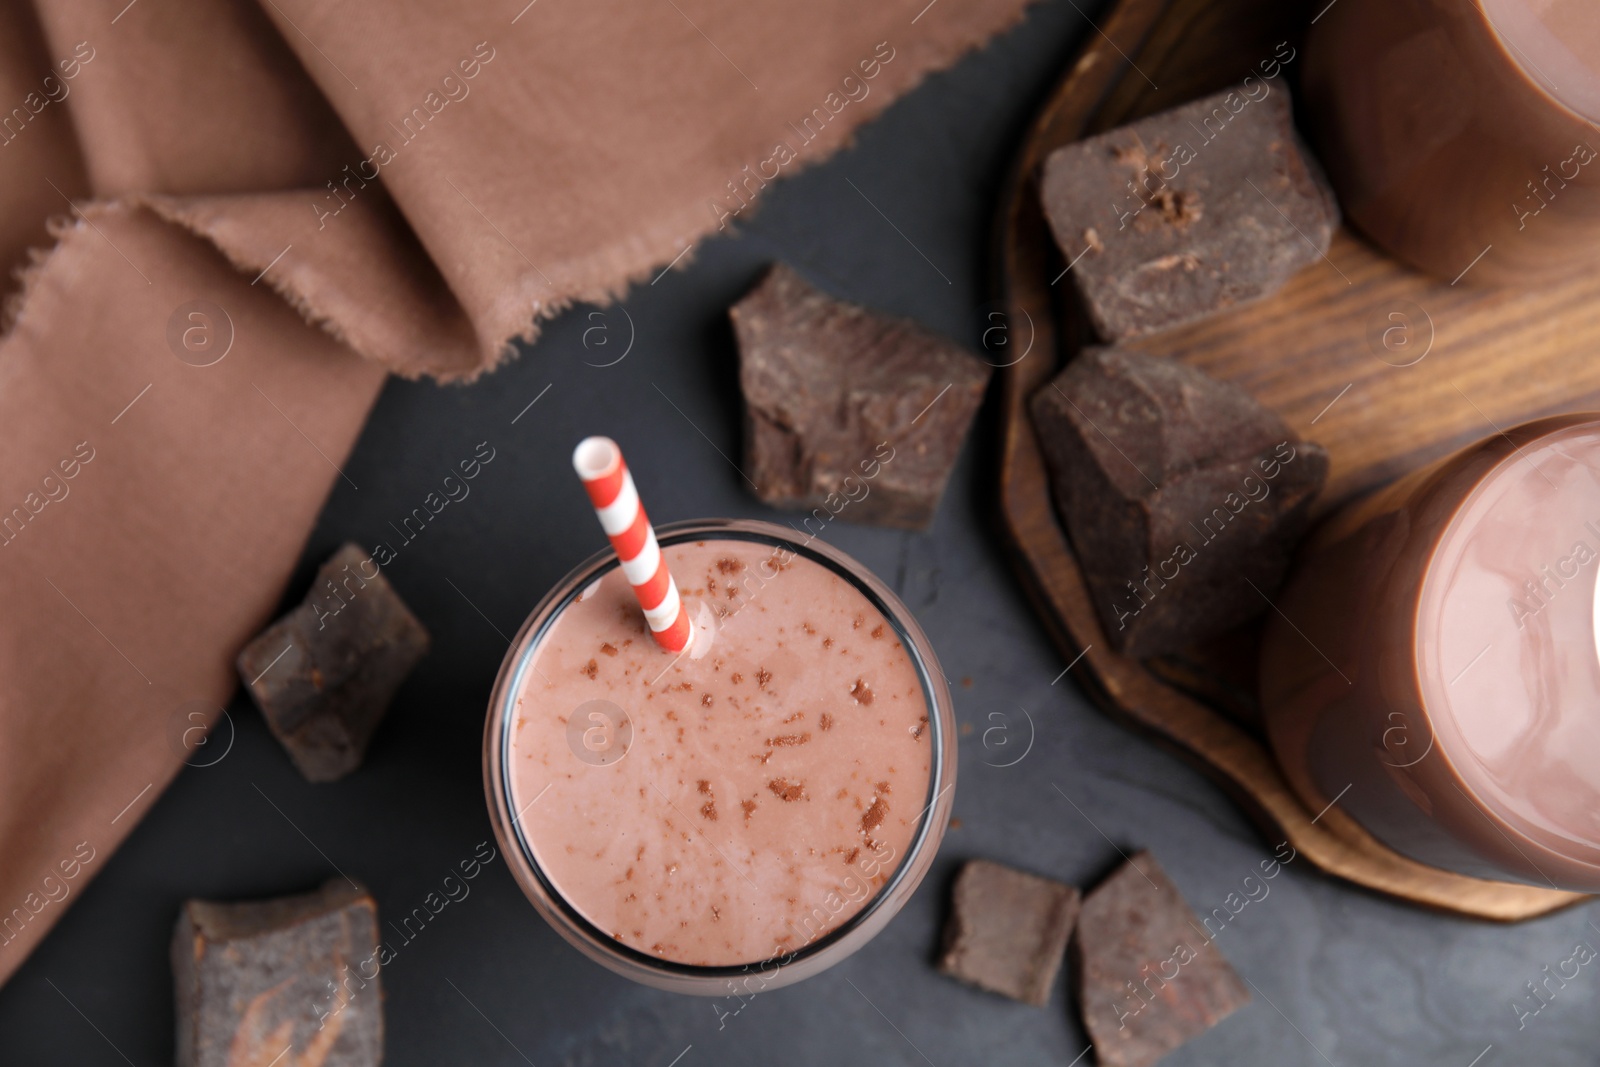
[994, 0, 1593, 920]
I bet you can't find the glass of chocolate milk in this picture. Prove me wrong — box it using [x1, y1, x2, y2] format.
[483, 519, 956, 993]
[1305, 0, 1600, 283]
[1261, 414, 1600, 890]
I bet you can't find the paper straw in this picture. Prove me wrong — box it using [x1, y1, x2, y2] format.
[571, 436, 691, 653]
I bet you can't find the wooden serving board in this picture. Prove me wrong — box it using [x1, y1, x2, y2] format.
[995, 0, 1597, 919]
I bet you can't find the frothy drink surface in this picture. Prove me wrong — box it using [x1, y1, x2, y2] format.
[508, 539, 933, 967]
[1419, 428, 1600, 859]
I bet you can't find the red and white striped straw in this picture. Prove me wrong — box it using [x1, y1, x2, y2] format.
[572, 436, 691, 653]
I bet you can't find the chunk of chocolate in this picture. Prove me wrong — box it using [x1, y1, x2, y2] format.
[1074, 852, 1250, 1067]
[732, 263, 991, 530]
[1041, 83, 1338, 341]
[937, 859, 1080, 1005]
[1030, 347, 1327, 657]
[173, 878, 382, 1067]
[238, 542, 429, 781]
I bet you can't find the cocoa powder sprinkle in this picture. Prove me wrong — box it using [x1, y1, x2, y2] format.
[850, 678, 874, 705]
[861, 796, 887, 833]
[768, 778, 805, 802]
[766, 733, 811, 747]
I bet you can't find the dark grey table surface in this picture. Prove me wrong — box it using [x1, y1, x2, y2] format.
[5, 2, 1599, 1063]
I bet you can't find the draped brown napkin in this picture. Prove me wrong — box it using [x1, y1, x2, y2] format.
[0, 0, 1032, 984]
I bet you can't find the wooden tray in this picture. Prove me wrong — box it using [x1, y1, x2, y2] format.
[994, 0, 1595, 920]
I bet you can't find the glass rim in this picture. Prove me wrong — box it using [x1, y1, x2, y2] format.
[486, 517, 953, 980]
[1473, 0, 1600, 126]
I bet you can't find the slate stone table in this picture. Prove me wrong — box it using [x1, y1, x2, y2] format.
[4, 2, 1597, 1062]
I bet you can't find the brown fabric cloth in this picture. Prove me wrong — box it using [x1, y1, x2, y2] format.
[0, 0, 1031, 985]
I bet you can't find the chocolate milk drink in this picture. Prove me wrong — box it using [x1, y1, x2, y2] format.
[1305, 0, 1600, 283]
[1261, 415, 1600, 890]
[485, 520, 955, 993]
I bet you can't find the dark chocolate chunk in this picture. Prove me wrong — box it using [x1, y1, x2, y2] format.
[1041, 83, 1338, 341]
[1074, 852, 1250, 1067]
[173, 878, 382, 1067]
[237, 542, 429, 782]
[732, 263, 991, 530]
[1030, 347, 1327, 657]
[937, 859, 1080, 1005]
